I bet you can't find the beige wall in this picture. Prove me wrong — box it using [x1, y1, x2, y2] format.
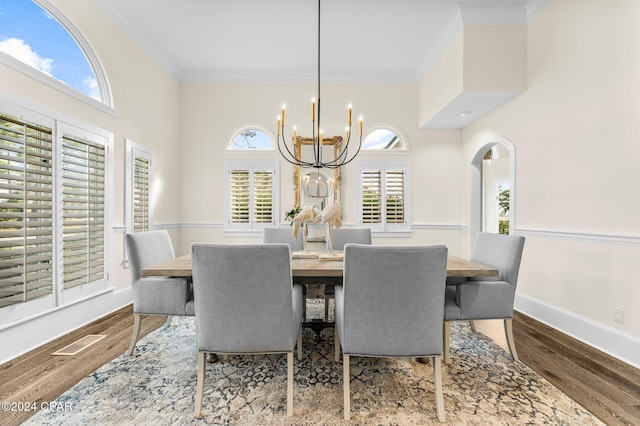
[462, 0, 640, 339]
[176, 83, 464, 255]
[0, 0, 181, 289]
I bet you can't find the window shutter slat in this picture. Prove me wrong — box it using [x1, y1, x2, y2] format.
[62, 135, 105, 290]
[361, 170, 382, 224]
[0, 113, 54, 308]
[133, 156, 150, 232]
[385, 170, 405, 224]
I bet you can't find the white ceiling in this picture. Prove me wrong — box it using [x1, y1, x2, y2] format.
[89, 0, 552, 126]
[90, 0, 551, 84]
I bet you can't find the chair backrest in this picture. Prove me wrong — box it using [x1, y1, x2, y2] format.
[125, 230, 176, 282]
[470, 232, 525, 286]
[327, 228, 372, 250]
[191, 243, 297, 353]
[342, 244, 448, 357]
[262, 227, 303, 251]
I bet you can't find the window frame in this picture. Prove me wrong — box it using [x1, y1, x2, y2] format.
[227, 124, 276, 151]
[361, 125, 409, 151]
[0, 0, 115, 114]
[224, 158, 279, 235]
[125, 139, 152, 234]
[0, 97, 113, 325]
[355, 159, 411, 234]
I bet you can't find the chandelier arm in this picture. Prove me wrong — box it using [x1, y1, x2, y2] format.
[323, 130, 361, 166]
[276, 131, 301, 164]
[277, 133, 315, 167]
[321, 134, 363, 168]
[330, 138, 364, 167]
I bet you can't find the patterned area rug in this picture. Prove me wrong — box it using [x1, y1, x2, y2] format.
[26, 301, 603, 425]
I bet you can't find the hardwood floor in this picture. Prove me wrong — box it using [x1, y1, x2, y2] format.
[0, 306, 166, 426]
[1, 306, 638, 426]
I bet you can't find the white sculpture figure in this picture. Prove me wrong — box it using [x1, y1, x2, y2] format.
[318, 201, 342, 256]
[292, 205, 320, 253]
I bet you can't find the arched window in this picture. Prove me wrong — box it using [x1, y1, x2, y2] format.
[228, 125, 275, 150]
[362, 128, 406, 150]
[0, 0, 112, 106]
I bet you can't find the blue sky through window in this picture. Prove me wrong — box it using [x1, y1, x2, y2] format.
[0, 0, 100, 100]
[363, 129, 401, 150]
[232, 129, 273, 150]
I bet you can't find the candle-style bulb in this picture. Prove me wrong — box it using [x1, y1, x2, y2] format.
[311, 97, 316, 121]
[281, 104, 286, 126]
[359, 115, 363, 136]
[348, 103, 353, 125]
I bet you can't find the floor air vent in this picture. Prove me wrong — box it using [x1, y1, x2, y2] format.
[51, 335, 107, 356]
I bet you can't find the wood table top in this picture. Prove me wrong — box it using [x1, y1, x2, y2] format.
[140, 253, 498, 279]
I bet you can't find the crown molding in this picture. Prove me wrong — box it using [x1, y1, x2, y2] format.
[180, 70, 418, 85]
[88, 0, 183, 81]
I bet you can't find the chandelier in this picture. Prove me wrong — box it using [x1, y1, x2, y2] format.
[276, 0, 363, 171]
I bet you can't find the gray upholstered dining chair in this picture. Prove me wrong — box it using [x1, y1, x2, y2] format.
[444, 232, 525, 363]
[323, 228, 371, 320]
[191, 243, 304, 418]
[334, 244, 448, 422]
[262, 227, 304, 250]
[124, 230, 194, 356]
[262, 227, 308, 320]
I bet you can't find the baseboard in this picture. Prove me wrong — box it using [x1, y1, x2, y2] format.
[0, 288, 133, 365]
[514, 293, 640, 369]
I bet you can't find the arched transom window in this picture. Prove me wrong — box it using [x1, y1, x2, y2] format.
[362, 128, 405, 150]
[0, 0, 109, 104]
[229, 126, 274, 150]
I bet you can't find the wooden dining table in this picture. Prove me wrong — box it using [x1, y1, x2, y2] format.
[141, 251, 498, 337]
[140, 252, 499, 280]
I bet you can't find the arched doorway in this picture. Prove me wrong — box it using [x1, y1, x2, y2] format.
[469, 136, 516, 250]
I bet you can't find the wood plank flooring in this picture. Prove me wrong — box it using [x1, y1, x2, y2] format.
[512, 311, 640, 426]
[0, 306, 166, 426]
[1, 306, 638, 426]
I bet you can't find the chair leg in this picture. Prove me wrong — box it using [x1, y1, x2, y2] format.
[126, 314, 142, 356]
[302, 294, 307, 322]
[287, 352, 294, 417]
[334, 327, 341, 362]
[343, 354, 351, 420]
[164, 315, 173, 328]
[433, 356, 445, 422]
[297, 328, 303, 360]
[504, 318, 519, 362]
[469, 320, 477, 332]
[443, 321, 451, 364]
[324, 295, 330, 321]
[194, 352, 206, 417]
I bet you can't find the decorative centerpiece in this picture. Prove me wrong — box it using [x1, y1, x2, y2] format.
[318, 201, 343, 260]
[291, 205, 320, 258]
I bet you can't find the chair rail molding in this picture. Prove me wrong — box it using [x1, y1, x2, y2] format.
[515, 228, 640, 247]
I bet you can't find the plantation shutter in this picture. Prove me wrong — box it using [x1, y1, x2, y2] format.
[253, 170, 273, 223]
[133, 155, 150, 232]
[230, 170, 250, 223]
[227, 162, 276, 229]
[0, 114, 54, 307]
[385, 170, 405, 224]
[361, 170, 382, 224]
[62, 134, 105, 290]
